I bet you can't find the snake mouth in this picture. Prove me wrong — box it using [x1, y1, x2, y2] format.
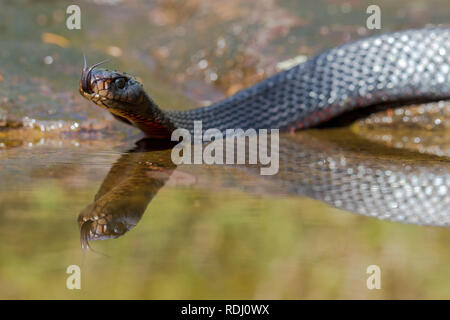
[80, 55, 109, 94]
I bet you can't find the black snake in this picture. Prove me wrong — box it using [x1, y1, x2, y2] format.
[80, 27, 450, 137]
[78, 27, 450, 247]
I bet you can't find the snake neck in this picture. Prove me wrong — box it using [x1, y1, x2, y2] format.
[122, 92, 177, 138]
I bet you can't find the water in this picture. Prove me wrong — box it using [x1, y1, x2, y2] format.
[0, 0, 449, 299]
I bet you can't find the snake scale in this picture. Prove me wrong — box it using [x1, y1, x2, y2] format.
[78, 27, 450, 245]
[80, 27, 450, 137]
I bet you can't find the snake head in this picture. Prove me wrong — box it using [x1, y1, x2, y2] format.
[79, 57, 177, 138]
[79, 57, 145, 111]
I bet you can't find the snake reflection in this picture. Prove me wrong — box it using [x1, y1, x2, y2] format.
[78, 127, 450, 249]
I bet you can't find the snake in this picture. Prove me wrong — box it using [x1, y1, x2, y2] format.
[78, 132, 450, 248]
[78, 27, 450, 247]
[80, 27, 450, 138]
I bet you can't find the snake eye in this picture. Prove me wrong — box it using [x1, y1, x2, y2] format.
[115, 77, 126, 89]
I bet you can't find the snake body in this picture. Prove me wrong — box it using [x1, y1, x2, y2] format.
[80, 27, 450, 136]
[77, 27, 450, 246]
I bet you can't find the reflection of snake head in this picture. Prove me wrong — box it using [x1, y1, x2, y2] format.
[76, 139, 176, 250]
[77, 200, 142, 250]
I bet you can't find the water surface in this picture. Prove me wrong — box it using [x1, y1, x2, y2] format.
[0, 0, 449, 299]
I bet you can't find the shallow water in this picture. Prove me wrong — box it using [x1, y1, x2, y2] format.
[1, 128, 450, 299]
[0, 0, 449, 299]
